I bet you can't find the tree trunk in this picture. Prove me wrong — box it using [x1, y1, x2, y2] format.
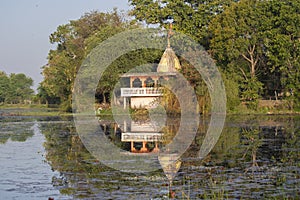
[242, 44, 259, 78]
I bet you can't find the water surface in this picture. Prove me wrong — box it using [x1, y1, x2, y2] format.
[0, 114, 299, 199]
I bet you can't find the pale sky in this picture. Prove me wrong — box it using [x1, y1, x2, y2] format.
[0, 0, 130, 91]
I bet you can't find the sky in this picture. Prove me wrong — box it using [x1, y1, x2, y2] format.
[0, 0, 130, 91]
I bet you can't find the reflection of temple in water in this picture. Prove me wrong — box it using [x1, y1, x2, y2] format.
[121, 120, 162, 153]
[98, 119, 166, 153]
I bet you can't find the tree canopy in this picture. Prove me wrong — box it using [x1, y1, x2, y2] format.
[129, 0, 300, 110]
[39, 0, 300, 112]
[129, 0, 237, 48]
[0, 71, 34, 104]
[208, 0, 300, 107]
[40, 10, 132, 111]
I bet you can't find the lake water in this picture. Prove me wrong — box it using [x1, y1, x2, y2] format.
[0, 114, 299, 199]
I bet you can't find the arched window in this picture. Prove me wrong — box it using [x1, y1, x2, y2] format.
[145, 77, 155, 87]
[132, 78, 142, 88]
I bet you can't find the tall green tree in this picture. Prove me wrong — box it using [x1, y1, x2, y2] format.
[208, 0, 300, 106]
[40, 10, 128, 111]
[262, 0, 300, 107]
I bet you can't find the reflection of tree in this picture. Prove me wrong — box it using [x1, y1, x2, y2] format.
[0, 119, 34, 144]
[177, 115, 299, 199]
[40, 120, 110, 197]
[280, 118, 300, 164]
[38, 116, 299, 199]
[161, 118, 180, 146]
[241, 128, 262, 168]
[40, 119, 166, 198]
[41, 120, 95, 172]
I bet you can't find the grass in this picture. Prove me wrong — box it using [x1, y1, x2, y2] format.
[0, 103, 68, 116]
[227, 102, 300, 115]
[1, 102, 299, 117]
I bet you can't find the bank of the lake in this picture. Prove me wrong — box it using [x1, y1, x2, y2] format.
[1, 102, 300, 117]
[0, 104, 68, 117]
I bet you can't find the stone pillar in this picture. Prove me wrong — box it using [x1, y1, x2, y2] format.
[123, 120, 127, 132]
[123, 97, 126, 109]
[153, 77, 158, 87]
[140, 141, 148, 153]
[114, 123, 117, 136]
[140, 77, 146, 88]
[130, 77, 133, 88]
[131, 141, 137, 152]
[152, 142, 160, 153]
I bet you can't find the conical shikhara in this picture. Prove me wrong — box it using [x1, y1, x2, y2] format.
[157, 23, 181, 73]
[157, 47, 181, 72]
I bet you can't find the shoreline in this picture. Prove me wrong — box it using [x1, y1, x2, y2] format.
[0, 104, 299, 117]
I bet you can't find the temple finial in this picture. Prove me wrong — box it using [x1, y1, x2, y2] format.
[167, 22, 173, 48]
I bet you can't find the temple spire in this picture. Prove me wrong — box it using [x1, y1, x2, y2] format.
[167, 23, 173, 48]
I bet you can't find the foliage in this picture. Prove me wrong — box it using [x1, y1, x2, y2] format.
[40, 10, 130, 111]
[240, 77, 263, 110]
[35, 85, 60, 105]
[263, 0, 300, 108]
[0, 71, 34, 104]
[40, 9, 165, 112]
[0, 71, 9, 103]
[129, 0, 300, 112]
[209, 0, 300, 107]
[129, 0, 236, 48]
[39, 0, 300, 112]
[160, 86, 180, 114]
[221, 71, 240, 111]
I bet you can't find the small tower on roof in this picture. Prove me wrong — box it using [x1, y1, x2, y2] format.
[157, 23, 181, 73]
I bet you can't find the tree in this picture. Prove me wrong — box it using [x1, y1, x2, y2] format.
[129, 0, 236, 48]
[262, 0, 300, 107]
[209, 0, 266, 76]
[0, 71, 9, 103]
[0, 71, 34, 104]
[40, 10, 129, 111]
[8, 73, 34, 104]
[208, 0, 299, 106]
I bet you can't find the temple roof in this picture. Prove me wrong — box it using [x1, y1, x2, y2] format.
[157, 47, 181, 72]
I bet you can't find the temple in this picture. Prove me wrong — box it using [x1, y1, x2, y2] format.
[120, 25, 181, 109]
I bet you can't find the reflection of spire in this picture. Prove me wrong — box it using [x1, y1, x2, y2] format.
[159, 153, 181, 182]
[158, 153, 181, 198]
[167, 23, 174, 48]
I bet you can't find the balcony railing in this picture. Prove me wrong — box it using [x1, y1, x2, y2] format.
[121, 87, 163, 97]
[121, 132, 162, 142]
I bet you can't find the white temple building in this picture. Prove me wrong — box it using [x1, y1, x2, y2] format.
[120, 44, 181, 108]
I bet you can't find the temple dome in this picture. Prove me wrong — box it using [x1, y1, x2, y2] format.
[157, 47, 181, 72]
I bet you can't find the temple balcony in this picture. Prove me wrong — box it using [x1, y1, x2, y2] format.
[121, 87, 163, 97]
[121, 132, 162, 142]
